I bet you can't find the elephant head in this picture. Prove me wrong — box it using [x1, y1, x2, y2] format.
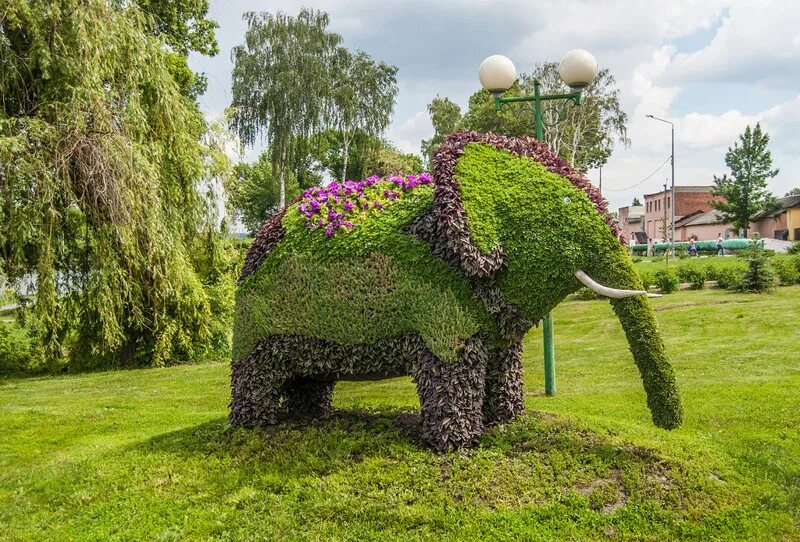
[436, 131, 683, 430]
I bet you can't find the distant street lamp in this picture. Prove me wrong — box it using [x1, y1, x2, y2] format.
[478, 49, 598, 397]
[646, 115, 675, 252]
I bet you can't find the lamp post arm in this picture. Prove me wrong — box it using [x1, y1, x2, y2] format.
[492, 81, 584, 142]
[492, 90, 583, 110]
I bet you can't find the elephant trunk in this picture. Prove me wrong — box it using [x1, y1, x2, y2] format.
[587, 253, 683, 429]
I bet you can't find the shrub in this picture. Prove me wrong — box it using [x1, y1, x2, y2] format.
[788, 241, 800, 255]
[0, 326, 35, 376]
[654, 268, 679, 294]
[771, 257, 800, 285]
[715, 267, 743, 290]
[574, 287, 600, 300]
[682, 267, 707, 290]
[638, 270, 655, 291]
[735, 236, 774, 293]
[702, 264, 719, 282]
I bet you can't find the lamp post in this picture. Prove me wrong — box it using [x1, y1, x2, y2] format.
[478, 49, 598, 397]
[646, 115, 675, 253]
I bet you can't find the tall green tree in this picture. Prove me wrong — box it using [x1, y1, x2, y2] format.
[330, 49, 398, 182]
[785, 187, 800, 197]
[130, 0, 219, 99]
[369, 143, 423, 177]
[230, 10, 342, 209]
[228, 154, 301, 235]
[421, 97, 462, 167]
[712, 123, 779, 237]
[449, 63, 629, 171]
[632, 197, 642, 206]
[0, 0, 229, 370]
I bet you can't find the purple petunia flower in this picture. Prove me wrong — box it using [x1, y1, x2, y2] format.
[298, 172, 433, 237]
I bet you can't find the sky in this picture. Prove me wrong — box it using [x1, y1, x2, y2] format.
[188, 0, 800, 212]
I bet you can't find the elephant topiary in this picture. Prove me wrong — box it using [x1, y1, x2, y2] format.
[230, 131, 683, 451]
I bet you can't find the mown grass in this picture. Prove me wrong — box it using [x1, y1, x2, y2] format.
[1, 287, 799, 540]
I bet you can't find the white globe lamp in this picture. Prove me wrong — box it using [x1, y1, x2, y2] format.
[478, 55, 517, 93]
[558, 49, 598, 90]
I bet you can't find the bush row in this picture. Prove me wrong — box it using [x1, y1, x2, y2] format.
[634, 254, 800, 294]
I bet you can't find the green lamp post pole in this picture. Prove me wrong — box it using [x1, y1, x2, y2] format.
[479, 50, 599, 397]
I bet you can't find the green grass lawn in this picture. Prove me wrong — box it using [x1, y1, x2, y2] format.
[1, 287, 798, 541]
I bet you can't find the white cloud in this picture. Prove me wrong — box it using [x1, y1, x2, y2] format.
[665, 1, 800, 87]
[389, 110, 431, 155]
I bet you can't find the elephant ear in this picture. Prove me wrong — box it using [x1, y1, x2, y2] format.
[432, 130, 617, 279]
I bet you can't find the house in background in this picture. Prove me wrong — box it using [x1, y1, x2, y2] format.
[620, 186, 799, 243]
[674, 210, 735, 241]
[750, 195, 800, 241]
[642, 186, 724, 241]
[618, 204, 644, 239]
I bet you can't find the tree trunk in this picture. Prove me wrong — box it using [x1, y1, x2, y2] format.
[341, 131, 350, 183]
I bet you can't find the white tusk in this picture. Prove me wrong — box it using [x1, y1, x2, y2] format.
[574, 270, 660, 299]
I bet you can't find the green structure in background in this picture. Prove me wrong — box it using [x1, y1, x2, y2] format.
[631, 238, 764, 256]
[479, 49, 600, 396]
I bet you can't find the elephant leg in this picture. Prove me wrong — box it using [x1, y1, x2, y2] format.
[413, 336, 488, 451]
[483, 341, 525, 426]
[283, 379, 335, 417]
[229, 343, 286, 427]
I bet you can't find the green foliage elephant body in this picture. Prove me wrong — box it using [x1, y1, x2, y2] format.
[231, 132, 683, 450]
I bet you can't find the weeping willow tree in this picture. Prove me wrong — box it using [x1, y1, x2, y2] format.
[0, 0, 233, 371]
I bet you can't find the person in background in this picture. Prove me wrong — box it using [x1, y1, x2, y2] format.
[716, 233, 724, 256]
[688, 237, 699, 257]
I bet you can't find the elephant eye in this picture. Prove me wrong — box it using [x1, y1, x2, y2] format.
[563, 196, 572, 204]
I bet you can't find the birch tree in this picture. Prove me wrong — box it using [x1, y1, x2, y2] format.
[330, 49, 398, 183]
[231, 9, 340, 208]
